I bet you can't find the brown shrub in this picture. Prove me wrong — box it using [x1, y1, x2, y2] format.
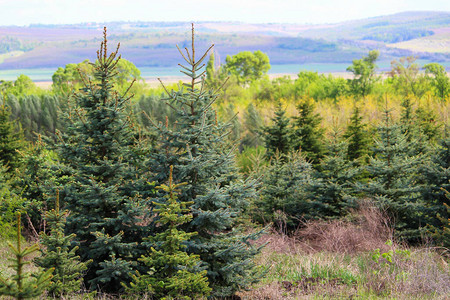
[294, 200, 394, 254]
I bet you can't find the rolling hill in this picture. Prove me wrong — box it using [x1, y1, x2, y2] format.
[0, 11, 448, 79]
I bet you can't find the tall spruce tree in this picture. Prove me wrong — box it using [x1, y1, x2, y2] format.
[263, 102, 291, 159]
[35, 191, 90, 298]
[290, 97, 326, 165]
[0, 213, 54, 300]
[54, 28, 147, 292]
[360, 103, 425, 241]
[147, 25, 263, 297]
[344, 105, 371, 162]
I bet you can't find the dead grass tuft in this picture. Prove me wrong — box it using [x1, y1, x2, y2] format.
[295, 201, 394, 254]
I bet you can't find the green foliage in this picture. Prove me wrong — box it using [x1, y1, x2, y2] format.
[370, 240, 411, 277]
[388, 56, 428, 99]
[421, 134, 450, 244]
[306, 129, 359, 219]
[254, 151, 312, 229]
[5, 94, 61, 140]
[51, 60, 94, 95]
[0, 103, 26, 173]
[290, 97, 326, 165]
[52, 58, 142, 95]
[347, 50, 380, 98]
[344, 105, 372, 162]
[0, 76, 41, 97]
[127, 166, 211, 299]
[236, 146, 266, 176]
[224, 50, 270, 85]
[241, 103, 264, 149]
[54, 28, 147, 292]
[429, 202, 450, 248]
[148, 26, 264, 297]
[34, 191, 90, 297]
[360, 104, 425, 242]
[424, 63, 450, 101]
[263, 102, 291, 159]
[0, 212, 54, 300]
[0, 182, 24, 240]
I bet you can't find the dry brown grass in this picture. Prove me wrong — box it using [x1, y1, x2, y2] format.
[239, 203, 450, 299]
[294, 201, 394, 254]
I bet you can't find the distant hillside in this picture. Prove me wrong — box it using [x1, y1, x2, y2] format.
[0, 11, 448, 73]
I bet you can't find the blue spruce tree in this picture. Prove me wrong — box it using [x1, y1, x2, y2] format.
[147, 25, 263, 297]
[54, 28, 147, 292]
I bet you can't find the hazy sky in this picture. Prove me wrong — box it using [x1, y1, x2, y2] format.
[1, 0, 449, 26]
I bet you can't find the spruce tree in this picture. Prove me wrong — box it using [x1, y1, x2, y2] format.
[263, 102, 291, 159]
[34, 190, 90, 298]
[147, 25, 263, 297]
[0, 103, 26, 174]
[127, 166, 211, 299]
[0, 213, 53, 300]
[290, 97, 326, 165]
[306, 128, 359, 219]
[241, 103, 264, 149]
[344, 105, 372, 163]
[54, 28, 147, 292]
[360, 103, 425, 241]
[420, 131, 450, 240]
[430, 202, 450, 248]
[255, 151, 312, 230]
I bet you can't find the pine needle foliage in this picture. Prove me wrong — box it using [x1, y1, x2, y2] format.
[255, 151, 312, 230]
[0, 103, 26, 174]
[127, 166, 211, 299]
[34, 190, 90, 298]
[306, 128, 359, 219]
[0, 212, 53, 300]
[263, 102, 291, 159]
[290, 97, 326, 166]
[344, 104, 372, 162]
[54, 28, 147, 292]
[147, 24, 264, 297]
[360, 102, 425, 242]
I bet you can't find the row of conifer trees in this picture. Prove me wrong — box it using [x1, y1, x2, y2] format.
[257, 94, 449, 245]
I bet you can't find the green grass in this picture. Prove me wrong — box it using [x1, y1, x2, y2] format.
[238, 233, 450, 299]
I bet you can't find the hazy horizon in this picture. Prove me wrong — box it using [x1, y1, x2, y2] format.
[1, 0, 449, 26]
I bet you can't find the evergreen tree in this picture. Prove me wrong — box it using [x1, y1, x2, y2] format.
[344, 105, 371, 162]
[241, 103, 264, 149]
[429, 202, 450, 248]
[35, 190, 90, 298]
[0, 103, 25, 173]
[415, 100, 441, 144]
[263, 102, 291, 159]
[420, 131, 450, 239]
[54, 28, 147, 292]
[255, 151, 312, 230]
[127, 166, 211, 299]
[360, 104, 425, 241]
[15, 137, 61, 233]
[290, 97, 326, 165]
[0, 212, 53, 300]
[147, 25, 263, 297]
[306, 128, 359, 219]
